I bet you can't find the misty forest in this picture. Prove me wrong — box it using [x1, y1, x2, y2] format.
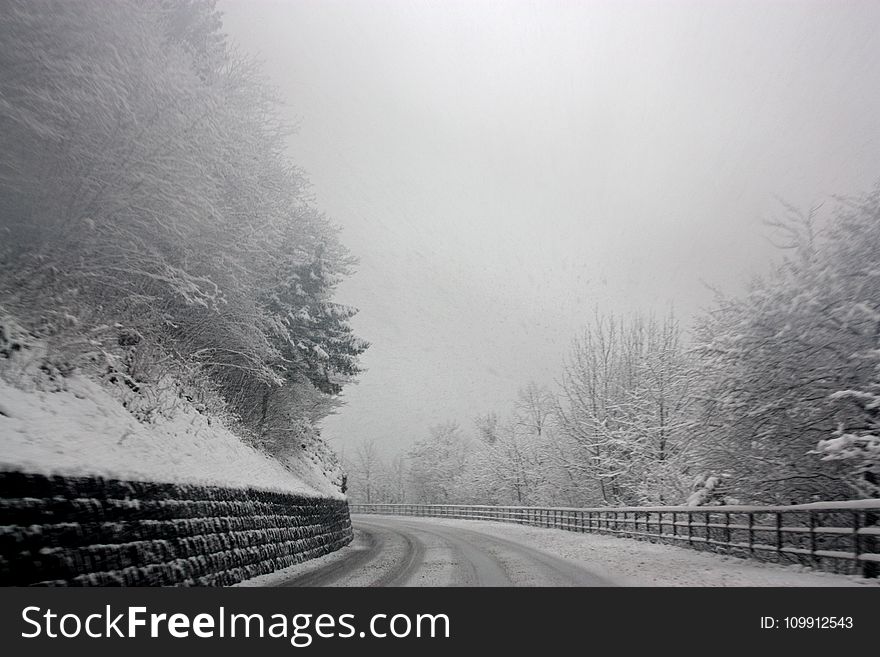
[2, 0, 879, 518]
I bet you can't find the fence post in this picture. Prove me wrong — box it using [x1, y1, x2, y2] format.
[776, 512, 783, 557]
[672, 512, 677, 539]
[705, 512, 711, 546]
[687, 512, 692, 545]
[748, 513, 754, 555]
[853, 510, 861, 566]
[865, 508, 879, 579]
[809, 511, 817, 562]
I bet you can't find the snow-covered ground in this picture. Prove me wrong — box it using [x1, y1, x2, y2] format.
[423, 518, 876, 586]
[0, 375, 339, 497]
[239, 515, 878, 587]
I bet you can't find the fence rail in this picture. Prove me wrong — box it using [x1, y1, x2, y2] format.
[349, 501, 880, 578]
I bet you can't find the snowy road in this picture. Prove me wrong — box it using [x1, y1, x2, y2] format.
[237, 514, 875, 587]
[274, 515, 612, 587]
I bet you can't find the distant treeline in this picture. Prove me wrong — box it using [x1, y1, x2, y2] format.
[347, 189, 880, 506]
[0, 1, 367, 460]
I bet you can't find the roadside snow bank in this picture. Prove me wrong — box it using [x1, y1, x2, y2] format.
[0, 375, 339, 498]
[416, 518, 876, 587]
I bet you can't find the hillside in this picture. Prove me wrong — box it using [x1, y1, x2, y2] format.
[0, 317, 344, 498]
[0, 1, 366, 504]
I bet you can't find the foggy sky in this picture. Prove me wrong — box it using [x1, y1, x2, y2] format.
[220, 0, 880, 455]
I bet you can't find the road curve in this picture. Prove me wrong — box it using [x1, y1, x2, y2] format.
[276, 514, 613, 587]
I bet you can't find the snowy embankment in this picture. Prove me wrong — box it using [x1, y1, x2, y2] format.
[0, 375, 339, 498]
[419, 518, 876, 587]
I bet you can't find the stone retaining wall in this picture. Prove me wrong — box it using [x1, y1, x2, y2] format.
[0, 471, 352, 586]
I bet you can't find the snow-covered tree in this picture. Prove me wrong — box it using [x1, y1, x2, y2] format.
[0, 1, 366, 462]
[350, 440, 382, 504]
[556, 311, 694, 505]
[463, 414, 543, 504]
[693, 192, 880, 502]
[407, 422, 469, 503]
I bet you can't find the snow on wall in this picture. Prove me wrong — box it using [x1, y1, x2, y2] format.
[0, 471, 352, 586]
[0, 375, 341, 499]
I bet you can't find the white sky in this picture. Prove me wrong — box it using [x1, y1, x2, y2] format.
[220, 0, 880, 455]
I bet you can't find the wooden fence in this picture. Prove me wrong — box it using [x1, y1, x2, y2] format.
[350, 501, 880, 578]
